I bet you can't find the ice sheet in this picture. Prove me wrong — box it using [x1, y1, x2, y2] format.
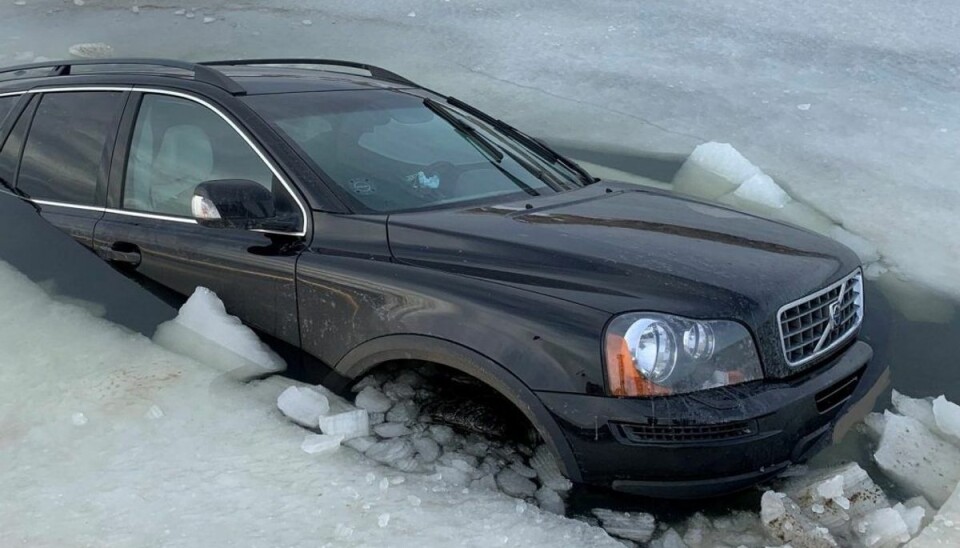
[0, 260, 620, 547]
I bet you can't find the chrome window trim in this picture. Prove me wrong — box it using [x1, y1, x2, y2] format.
[28, 86, 132, 93]
[15, 85, 310, 238]
[0, 91, 26, 98]
[776, 268, 864, 368]
[105, 207, 197, 224]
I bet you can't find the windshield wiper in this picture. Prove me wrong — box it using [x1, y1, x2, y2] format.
[424, 98, 503, 164]
[446, 96, 596, 185]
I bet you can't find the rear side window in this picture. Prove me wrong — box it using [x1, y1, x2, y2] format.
[17, 92, 124, 205]
[0, 95, 17, 125]
[0, 97, 32, 190]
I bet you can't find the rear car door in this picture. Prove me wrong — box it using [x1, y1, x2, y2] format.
[93, 90, 308, 347]
[0, 89, 127, 249]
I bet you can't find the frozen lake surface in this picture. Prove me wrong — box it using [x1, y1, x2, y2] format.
[2, 0, 958, 300]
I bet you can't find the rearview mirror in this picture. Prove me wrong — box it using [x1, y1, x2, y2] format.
[191, 179, 281, 230]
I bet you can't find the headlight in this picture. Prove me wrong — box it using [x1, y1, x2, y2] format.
[604, 313, 762, 397]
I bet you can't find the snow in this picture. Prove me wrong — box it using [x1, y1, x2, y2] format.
[153, 286, 286, 380]
[0, 259, 621, 547]
[66, 42, 113, 58]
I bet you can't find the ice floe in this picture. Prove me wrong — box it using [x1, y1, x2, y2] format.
[153, 286, 286, 379]
[0, 260, 620, 547]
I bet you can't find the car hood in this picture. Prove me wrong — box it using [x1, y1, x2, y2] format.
[387, 183, 860, 323]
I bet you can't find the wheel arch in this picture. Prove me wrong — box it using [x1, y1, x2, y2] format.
[335, 334, 583, 482]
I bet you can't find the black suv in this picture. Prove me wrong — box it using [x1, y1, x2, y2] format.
[0, 59, 887, 498]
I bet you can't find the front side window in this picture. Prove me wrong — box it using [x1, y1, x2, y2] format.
[123, 94, 297, 224]
[245, 90, 569, 213]
[17, 92, 124, 205]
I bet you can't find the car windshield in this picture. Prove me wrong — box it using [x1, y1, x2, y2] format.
[245, 90, 580, 213]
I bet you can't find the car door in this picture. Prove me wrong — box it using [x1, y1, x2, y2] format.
[93, 90, 310, 347]
[1, 89, 127, 249]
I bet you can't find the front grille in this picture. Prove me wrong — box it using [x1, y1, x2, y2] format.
[815, 368, 863, 413]
[778, 270, 863, 367]
[614, 420, 755, 444]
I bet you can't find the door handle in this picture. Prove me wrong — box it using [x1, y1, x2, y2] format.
[97, 242, 142, 266]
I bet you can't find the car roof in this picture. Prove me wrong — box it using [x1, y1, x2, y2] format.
[219, 66, 412, 94]
[0, 59, 418, 96]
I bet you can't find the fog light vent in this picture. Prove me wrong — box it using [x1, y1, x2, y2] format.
[814, 370, 862, 414]
[614, 420, 755, 444]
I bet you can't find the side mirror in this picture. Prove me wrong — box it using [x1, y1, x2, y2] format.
[191, 179, 296, 232]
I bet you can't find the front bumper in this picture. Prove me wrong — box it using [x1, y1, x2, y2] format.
[535, 340, 887, 499]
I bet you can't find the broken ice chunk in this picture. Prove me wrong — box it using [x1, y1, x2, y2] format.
[817, 475, 845, 501]
[373, 422, 412, 438]
[412, 437, 441, 463]
[496, 468, 537, 498]
[277, 386, 330, 428]
[529, 445, 573, 492]
[903, 496, 935, 530]
[364, 438, 415, 466]
[932, 395, 960, 443]
[355, 386, 394, 413]
[318, 409, 370, 441]
[427, 424, 456, 446]
[906, 482, 960, 547]
[760, 491, 838, 548]
[673, 142, 762, 199]
[874, 411, 960, 506]
[534, 487, 565, 515]
[386, 400, 419, 424]
[382, 381, 417, 401]
[783, 462, 887, 531]
[591, 508, 656, 543]
[891, 390, 939, 432]
[509, 461, 537, 479]
[853, 507, 911, 548]
[893, 502, 926, 536]
[153, 287, 285, 379]
[732, 172, 791, 209]
[649, 528, 686, 548]
[862, 412, 887, 440]
[300, 433, 343, 455]
[343, 435, 376, 453]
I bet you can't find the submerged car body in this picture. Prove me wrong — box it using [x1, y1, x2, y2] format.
[0, 58, 887, 497]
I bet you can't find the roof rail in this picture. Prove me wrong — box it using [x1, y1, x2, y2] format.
[200, 59, 419, 87]
[0, 58, 246, 94]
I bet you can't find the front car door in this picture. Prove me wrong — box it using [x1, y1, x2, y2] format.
[93, 90, 310, 347]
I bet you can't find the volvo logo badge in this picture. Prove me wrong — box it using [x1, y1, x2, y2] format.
[814, 280, 847, 352]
